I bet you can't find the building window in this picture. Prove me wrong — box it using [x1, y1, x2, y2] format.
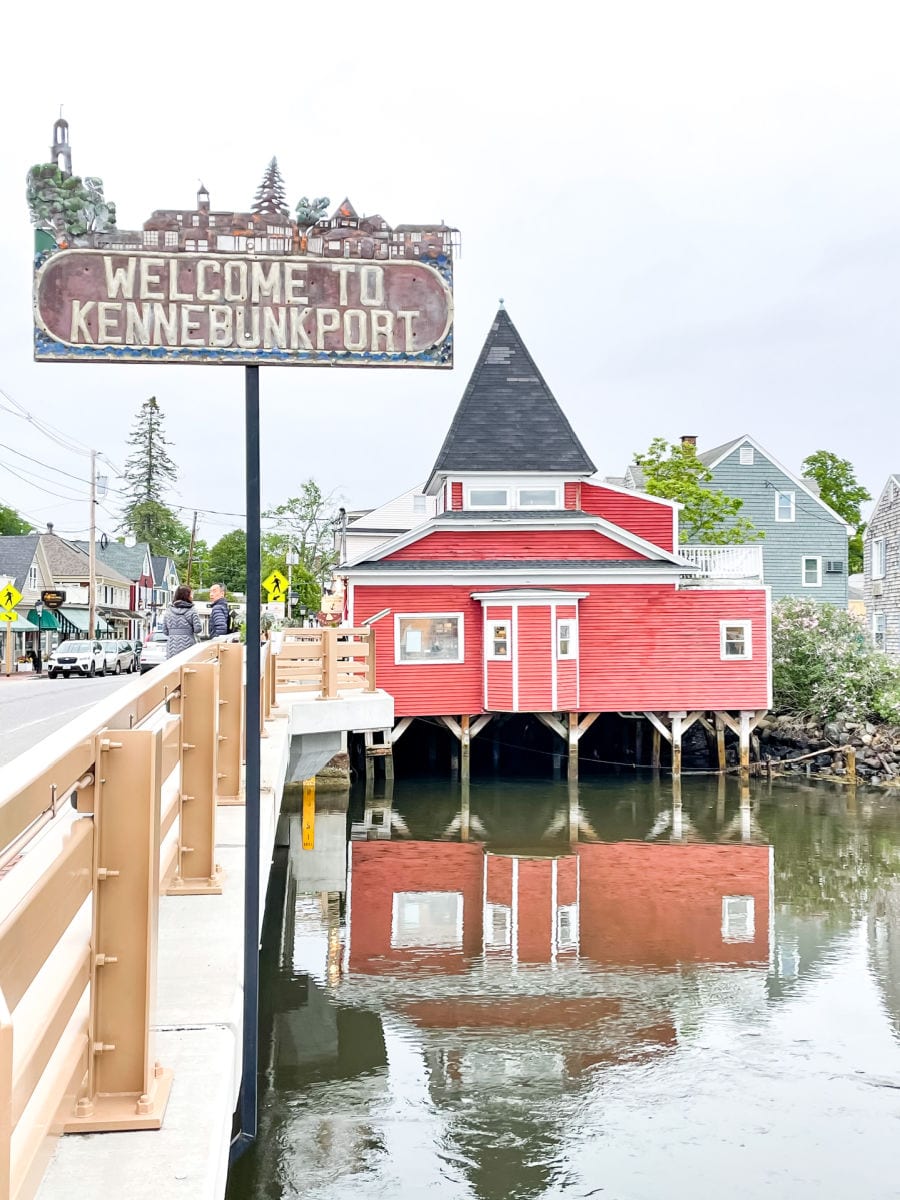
[487, 621, 510, 659]
[518, 487, 559, 507]
[142, 230, 159, 247]
[196, 240, 208, 251]
[557, 619, 578, 659]
[391, 892, 463, 949]
[484, 903, 511, 948]
[395, 613, 463, 663]
[873, 537, 886, 580]
[802, 556, 822, 587]
[722, 896, 755, 942]
[164, 231, 178, 247]
[412, 494, 427, 514]
[469, 488, 509, 508]
[28, 564, 37, 590]
[556, 904, 579, 950]
[208, 215, 216, 227]
[739, 445, 754, 465]
[873, 612, 886, 652]
[775, 490, 795, 521]
[720, 620, 752, 659]
[191, 215, 200, 226]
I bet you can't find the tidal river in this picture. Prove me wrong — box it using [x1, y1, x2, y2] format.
[226, 775, 900, 1200]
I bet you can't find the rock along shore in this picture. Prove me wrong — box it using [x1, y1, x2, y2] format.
[758, 713, 900, 786]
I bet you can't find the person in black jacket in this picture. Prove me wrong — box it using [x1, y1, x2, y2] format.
[208, 582, 229, 638]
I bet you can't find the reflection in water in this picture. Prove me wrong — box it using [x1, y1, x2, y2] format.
[228, 776, 900, 1200]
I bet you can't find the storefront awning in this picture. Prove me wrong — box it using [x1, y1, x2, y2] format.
[27, 608, 59, 630]
[0, 613, 36, 632]
[102, 608, 143, 620]
[58, 607, 109, 634]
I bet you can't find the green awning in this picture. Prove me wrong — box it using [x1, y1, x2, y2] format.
[27, 608, 59, 630]
[0, 613, 35, 632]
[58, 607, 109, 634]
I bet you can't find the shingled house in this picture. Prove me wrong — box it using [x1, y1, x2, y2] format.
[340, 309, 771, 778]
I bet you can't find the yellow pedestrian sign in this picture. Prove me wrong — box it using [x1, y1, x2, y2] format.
[1, 583, 22, 612]
[0, 610, 15, 622]
[262, 569, 288, 603]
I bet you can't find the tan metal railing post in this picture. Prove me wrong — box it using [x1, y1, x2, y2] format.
[366, 627, 377, 693]
[268, 640, 278, 711]
[0, 988, 10, 1200]
[259, 643, 268, 738]
[217, 641, 244, 805]
[169, 662, 222, 896]
[321, 628, 338, 700]
[63, 727, 173, 1132]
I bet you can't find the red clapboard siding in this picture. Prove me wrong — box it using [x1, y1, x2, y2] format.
[348, 841, 484, 974]
[354, 584, 485, 715]
[387, 530, 643, 560]
[517, 859, 554, 963]
[556, 602, 578, 707]
[486, 855, 513, 906]
[578, 586, 769, 710]
[564, 482, 580, 510]
[558, 856, 578, 907]
[578, 842, 770, 966]
[580, 482, 674, 552]
[451, 482, 463, 510]
[517, 606, 552, 710]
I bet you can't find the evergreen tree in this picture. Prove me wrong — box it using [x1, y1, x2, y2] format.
[252, 158, 289, 219]
[119, 397, 179, 532]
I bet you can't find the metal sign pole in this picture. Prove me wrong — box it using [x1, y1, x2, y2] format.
[233, 364, 261, 1161]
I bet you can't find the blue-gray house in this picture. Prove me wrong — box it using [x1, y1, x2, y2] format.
[622, 435, 851, 604]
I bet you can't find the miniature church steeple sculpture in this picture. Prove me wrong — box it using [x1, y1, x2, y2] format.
[51, 112, 72, 177]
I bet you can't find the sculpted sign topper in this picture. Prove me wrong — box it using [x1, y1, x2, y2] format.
[29, 127, 456, 367]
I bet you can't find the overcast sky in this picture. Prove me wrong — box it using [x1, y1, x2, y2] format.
[2, 0, 899, 543]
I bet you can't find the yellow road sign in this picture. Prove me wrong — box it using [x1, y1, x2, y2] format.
[0, 583, 22, 610]
[0, 610, 16, 623]
[262, 569, 288, 603]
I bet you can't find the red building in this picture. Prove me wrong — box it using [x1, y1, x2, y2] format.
[342, 308, 770, 773]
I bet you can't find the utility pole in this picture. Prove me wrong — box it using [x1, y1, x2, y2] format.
[186, 511, 198, 586]
[88, 449, 97, 639]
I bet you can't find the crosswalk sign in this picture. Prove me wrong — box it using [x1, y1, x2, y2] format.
[262, 570, 289, 603]
[1, 583, 22, 611]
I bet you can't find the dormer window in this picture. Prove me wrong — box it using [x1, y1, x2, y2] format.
[469, 488, 509, 508]
[519, 488, 558, 507]
[466, 484, 561, 510]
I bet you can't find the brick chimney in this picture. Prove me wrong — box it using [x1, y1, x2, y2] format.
[681, 435, 697, 452]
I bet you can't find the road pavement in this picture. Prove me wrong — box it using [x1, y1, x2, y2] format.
[0, 673, 137, 767]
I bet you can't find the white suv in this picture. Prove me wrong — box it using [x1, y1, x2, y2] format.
[47, 640, 107, 679]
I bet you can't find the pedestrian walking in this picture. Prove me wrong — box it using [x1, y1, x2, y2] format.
[163, 585, 202, 658]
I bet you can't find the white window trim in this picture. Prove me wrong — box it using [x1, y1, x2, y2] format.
[556, 617, 578, 659]
[722, 895, 755, 942]
[486, 619, 511, 661]
[517, 486, 561, 508]
[873, 537, 886, 580]
[873, 612, 886, 652]
[774, 489, 796, 522]
[467, 487, 510, 509]
[720, 620, 752, 660]
[801, 556, 822, 587]
[394, 611, 465, 665]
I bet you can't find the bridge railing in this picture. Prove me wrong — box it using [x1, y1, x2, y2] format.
[275, 626, 377, 699]
[0, 637, 249, 1200]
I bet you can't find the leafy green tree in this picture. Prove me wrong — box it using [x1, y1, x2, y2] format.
[26, 164, 116, 241]
[801, 450, 871, 574]
[772, 596, 900, 721]
[0, 505, 32, 535]
[263, 481, 340, 587]
[634, 437, 763, 544]
[208, 529, 247, 593]
[126, 500, 192, 561]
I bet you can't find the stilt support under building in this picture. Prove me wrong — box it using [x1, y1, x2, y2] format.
[437, 714, 494, 782]
[364, 728, 394, 785]
[535, 712, 600, 783]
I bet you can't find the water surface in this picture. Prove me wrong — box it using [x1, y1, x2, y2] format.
[227, 775, 900, 1199]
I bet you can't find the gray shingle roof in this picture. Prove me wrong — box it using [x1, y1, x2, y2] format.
[427, 309, 596, 486]
[46, 535, 131, 585]
[348, 558, 676, 571]
[73, 539, 150, 581]
[0, 535, 40, 591]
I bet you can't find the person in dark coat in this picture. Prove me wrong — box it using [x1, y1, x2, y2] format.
[208, 582, 229, 638]
[162, 586, 202, 658]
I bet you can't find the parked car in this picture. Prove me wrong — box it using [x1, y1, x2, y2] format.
[47, 640, 107, 679]
[100, 639, 136, 675]
[139, 632, 168, 672]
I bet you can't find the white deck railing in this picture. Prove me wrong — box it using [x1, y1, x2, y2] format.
[680, 545, 764, 583]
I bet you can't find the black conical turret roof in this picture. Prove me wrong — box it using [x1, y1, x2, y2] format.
[427, 309, 595, 488]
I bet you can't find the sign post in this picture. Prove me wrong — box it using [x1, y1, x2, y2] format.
[29, 127, 456, 1159]
[1, 584, 22, 677]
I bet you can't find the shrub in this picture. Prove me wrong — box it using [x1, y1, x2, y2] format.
[771, 597, 900, 721]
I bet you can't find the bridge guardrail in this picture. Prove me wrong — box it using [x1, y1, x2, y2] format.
[276, 626, 376, 699]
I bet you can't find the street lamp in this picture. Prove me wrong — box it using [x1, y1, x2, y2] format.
[33, 598, 44, 674]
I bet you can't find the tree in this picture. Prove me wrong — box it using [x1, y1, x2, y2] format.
[634, 437, 763, 544]
[127, 500, 192, 561]
[295, 195, 330, 233]
[208, 530, 247, 594]
[120, 396, 179, 532]
[263, 481, 340, 587]
[801, 450, 871, 574]
[252, 158, 289, 219]
[0, 505, 32, 535]
[26, 164, 117, 241]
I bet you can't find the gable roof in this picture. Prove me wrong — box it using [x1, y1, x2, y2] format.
[74, 539, 152, 581]
[426, 308, 596, 490]
[0, 534, 41, 591]
[869, 474, 900, 523]
[151, 554, 178, 586]
[44, 535, 132, 585]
